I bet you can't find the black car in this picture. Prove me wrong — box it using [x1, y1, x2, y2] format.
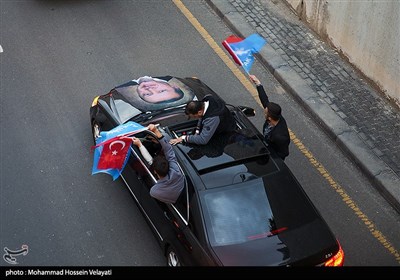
[89, 76, 344, 266]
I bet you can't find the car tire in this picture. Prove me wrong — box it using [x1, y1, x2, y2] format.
[166, 246, 181, 267]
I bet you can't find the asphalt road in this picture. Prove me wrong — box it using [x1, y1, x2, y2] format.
[1, 0, 399, 267]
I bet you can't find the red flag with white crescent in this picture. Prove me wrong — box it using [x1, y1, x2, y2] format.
[97, 137, 132, 169]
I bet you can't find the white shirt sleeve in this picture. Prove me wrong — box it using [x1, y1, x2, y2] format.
[139, 145, 153, 165]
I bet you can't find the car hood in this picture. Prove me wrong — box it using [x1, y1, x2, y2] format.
[102, 76, 207, 123]
[212, 218, 338, 266]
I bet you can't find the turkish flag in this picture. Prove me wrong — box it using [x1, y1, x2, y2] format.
[97, 137, 132, 169]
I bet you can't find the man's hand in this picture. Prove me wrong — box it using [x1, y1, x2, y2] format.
[169, 137, 183, 145]
[249, 75, 261, 86]
[147, 124, 162, 138]
[131, 137, 142, 147]
[121, 136, 142, 147]
[147, 124, 157, 132]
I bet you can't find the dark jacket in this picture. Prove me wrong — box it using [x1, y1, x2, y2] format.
[187, 94, 235, 145]
[257, 85, 290, 160]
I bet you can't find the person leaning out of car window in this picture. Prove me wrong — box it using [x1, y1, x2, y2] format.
[146, 124, 185, 204]
[169, 94, 235, 146]
[249, 75, 290, 160]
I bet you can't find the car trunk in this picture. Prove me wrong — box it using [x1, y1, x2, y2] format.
[211, 218, 338, 266]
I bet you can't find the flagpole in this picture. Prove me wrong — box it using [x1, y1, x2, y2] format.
[91, 124, 160, 150]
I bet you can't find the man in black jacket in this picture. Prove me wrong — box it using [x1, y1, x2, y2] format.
[169, 94, 235, 145]
[249, 75, 290, 160]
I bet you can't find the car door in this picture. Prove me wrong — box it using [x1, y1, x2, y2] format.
[119, 131, 168, 243]
[126, 137, 199, 263]
[121, 147, 154, 203]
[165, 179, 217, 266]
[139, 172, 209, 265]
[136, 165, 179, 248]
[123, 133, 215, 265]
[118, 131, 158, 216]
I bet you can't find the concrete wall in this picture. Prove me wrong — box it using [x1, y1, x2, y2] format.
[284, 0, 400, 107]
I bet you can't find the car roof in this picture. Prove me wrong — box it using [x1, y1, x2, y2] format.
[102, 76, 280, 188]
[166, 125, 279, 189]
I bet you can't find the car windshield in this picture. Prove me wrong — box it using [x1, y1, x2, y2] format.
[201, 177, 317, 247]
[113, 98, 142, 123]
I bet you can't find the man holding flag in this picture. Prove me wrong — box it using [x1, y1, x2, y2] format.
[91, 122, 184, 204]
[222, 33, 289, 159]
[145, 124, 184, 204]
[249, 74, 290, 160]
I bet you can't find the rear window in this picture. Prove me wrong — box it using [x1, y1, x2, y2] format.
[201, 177, 318, 246]
[202, 179, 273, 246]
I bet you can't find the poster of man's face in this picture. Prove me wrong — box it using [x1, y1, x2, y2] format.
[115, 76, 196, 112]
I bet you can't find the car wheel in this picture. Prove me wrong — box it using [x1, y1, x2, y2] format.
[92, 121, 101, 144]
[166, 246, 181, 267]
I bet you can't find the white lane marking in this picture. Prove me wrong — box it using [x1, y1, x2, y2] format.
[0, 45, 3, 53]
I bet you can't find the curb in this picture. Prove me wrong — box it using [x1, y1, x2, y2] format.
[206, 0, 400, 214]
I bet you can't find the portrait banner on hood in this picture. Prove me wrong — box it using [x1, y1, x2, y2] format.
[115, 76, 196, 112]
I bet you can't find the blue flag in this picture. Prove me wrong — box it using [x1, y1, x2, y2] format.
[222, 33, 267, 73]
[91, 121, 146, 181]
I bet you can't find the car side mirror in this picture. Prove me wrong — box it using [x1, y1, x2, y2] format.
[238, 106, 256, 117]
